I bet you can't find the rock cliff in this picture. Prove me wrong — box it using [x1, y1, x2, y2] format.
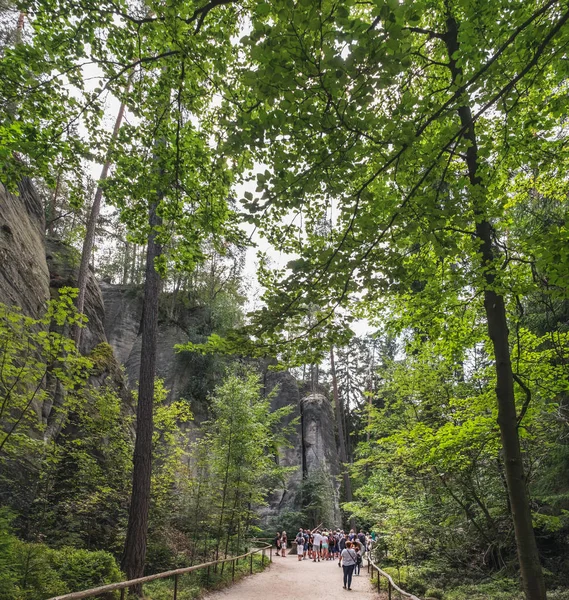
[100, 286, 342, 525]
[0, 179, 342, 526]
[0, 180, 50, 318]
[0, 181, 128, 441]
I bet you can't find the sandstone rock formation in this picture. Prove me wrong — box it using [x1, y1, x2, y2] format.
[0, 179, 343, 527]
[0, 179, 50, 318]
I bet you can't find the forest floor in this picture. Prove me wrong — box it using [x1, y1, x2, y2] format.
[203, 555, 384, 600]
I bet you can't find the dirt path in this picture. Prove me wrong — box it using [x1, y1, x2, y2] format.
[203, 555, 382, 600]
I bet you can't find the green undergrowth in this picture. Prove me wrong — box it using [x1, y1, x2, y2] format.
[375, 564, 569, 600]
[0, 533, 122, 600]
[142, 553, 269, 600]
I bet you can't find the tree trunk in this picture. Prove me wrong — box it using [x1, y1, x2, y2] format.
[330, 347, 355, 529]
[46, 172, 61, 235]
[443, 16, 546, 599]
[215, 428, 233, 568]
[121, 199, 162, 592]
[122, 241, 131, 285]
[74, 75, 133, 347]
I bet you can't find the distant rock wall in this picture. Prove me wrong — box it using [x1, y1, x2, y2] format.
[101, 287, 343, 525]
[0, 178, 343, 526]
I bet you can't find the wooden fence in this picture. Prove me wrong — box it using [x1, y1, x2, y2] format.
[46, 543, 272, 600]
[366, 555, 422, 600]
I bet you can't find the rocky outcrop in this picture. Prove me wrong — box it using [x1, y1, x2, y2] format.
[101, 286, 223, 423]
[260, 371, 342, 525]
[262, 370, 304, 516]
[46, 238, 107, 355]
[0, 179, 50, 317]
[100, 286, 343, 525]
[301, 392, 342, 523]
[0, 180, 129, 443]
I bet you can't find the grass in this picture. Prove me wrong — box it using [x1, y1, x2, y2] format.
[141, 552, 269, 600]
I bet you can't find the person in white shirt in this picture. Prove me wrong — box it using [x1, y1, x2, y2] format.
[312, 531, 322, 562]
[339, 541, 358, 590]
[295, 531, 305, 561]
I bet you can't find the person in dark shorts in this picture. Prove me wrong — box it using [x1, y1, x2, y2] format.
[275, 532, 281, 556]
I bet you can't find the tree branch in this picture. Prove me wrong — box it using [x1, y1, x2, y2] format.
[513, 373, 532, 426]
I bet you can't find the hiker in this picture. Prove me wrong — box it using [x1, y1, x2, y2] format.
[281, 530, 288, 557]
[321, 530, 329, 559]
[312, 530, 322, 562]
[354, 545, 362, 576]
[340, 541, 358, 590]
[355, 535, 365, 556]
[275, 532, 281, 556]
[307, 531, 314, 559]
[303, 529, 309, 559]
[295, 530, 305, 561]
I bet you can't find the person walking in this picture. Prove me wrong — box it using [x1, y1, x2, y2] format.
[275, 532, 281, 557]
[338, 531, 346, 566]
[340, 541, 358, 590]
[354, 546, 362, 576]
[281, 531, 288, 557]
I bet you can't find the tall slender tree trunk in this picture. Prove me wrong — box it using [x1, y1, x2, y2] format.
[47, 172, 61, 235]
[121, 199, 163, 592]
[215, 429, 233, 568]
[330, 347, 355, 529]
[122, 241, 131, 285]
[74, 74, 133, 347]
[443, 15, 546, 600]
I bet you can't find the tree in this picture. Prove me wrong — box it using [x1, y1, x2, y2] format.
[230, 2, 569, 597]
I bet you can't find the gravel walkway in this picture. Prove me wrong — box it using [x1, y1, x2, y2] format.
[203, 555, 381, 600]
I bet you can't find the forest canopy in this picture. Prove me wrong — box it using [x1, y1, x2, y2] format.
[1, 1, 569, 599]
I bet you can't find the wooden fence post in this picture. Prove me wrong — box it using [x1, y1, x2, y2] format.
[388, 580, 392, 600]
[232, 559, 235, 582]
[377, 571, 381, 592]
[173, 574, 178, 600]
[250, 552, 253, 574]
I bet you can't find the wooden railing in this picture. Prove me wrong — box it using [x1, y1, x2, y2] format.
[366, 555, 422, 600]
[46, 543, 272, 600]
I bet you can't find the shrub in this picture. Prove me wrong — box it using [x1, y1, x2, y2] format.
[50, 546, 122, 591]
[1, 536, 122, 600]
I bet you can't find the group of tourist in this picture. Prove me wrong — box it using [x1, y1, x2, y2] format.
[273, 528, 375, 591]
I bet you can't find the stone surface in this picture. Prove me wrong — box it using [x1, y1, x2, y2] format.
[100, 286, 343, 525]
[46, 238, 107, 354]
[0, 179, 50, 317]
[0, 179, 129, 442]
[301, 392, 342, 524]
[262, 370, 303, 517]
